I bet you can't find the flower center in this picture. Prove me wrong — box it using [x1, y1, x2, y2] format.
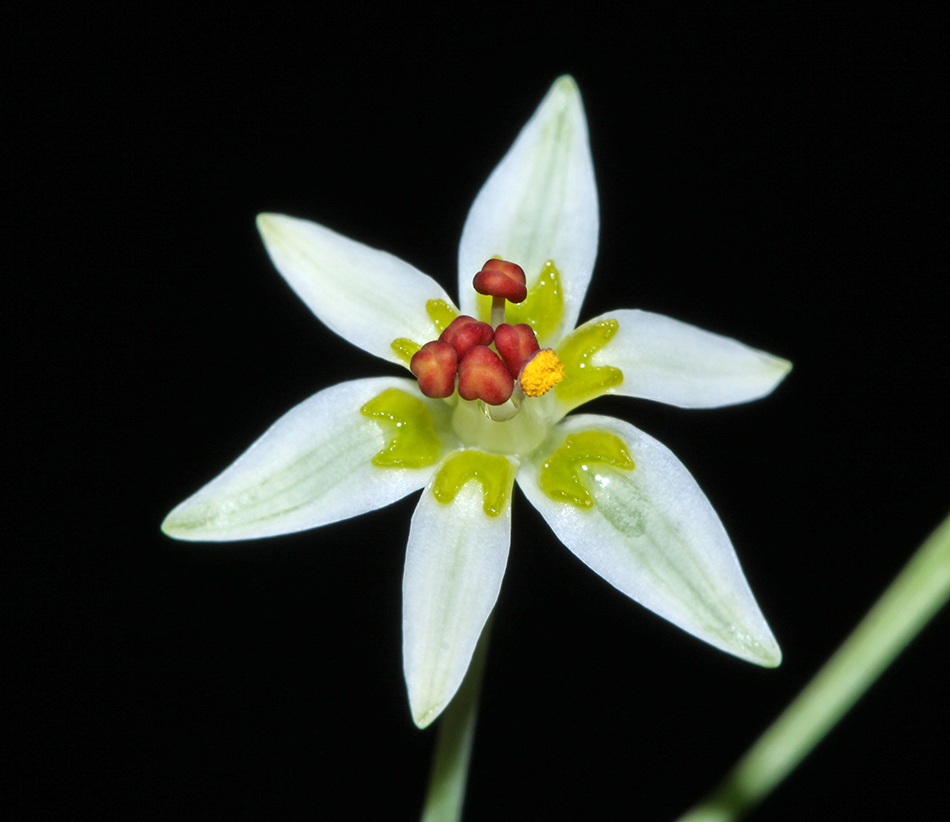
[409, 260, 565, 422]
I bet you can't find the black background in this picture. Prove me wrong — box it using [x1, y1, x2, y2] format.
[11, 4, 947, 820]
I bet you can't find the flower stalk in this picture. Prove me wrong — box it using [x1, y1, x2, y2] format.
[420, 615, 493, 822]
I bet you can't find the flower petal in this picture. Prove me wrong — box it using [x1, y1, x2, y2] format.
[458, 76, 598, 345]
[588, 309, 792, 409]
[517, 414, 781, 666]
[403, 451, 516, 728]
[162, 378, 453, 541]
[257, 213, 456, 366]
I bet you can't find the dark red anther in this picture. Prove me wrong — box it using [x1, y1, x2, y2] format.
[472, 259, 528, 303]
[457, 346, 514, 406]
[493, 323, 540, 378]
[410, 340, 458, 399]
[439, 315, 495, 359]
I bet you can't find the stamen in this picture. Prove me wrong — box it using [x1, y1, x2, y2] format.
[439, 315, 494, 359]
[519, 349, 565, 397]
[457, 345, 514, 406]
[493, 323, 540, 378]
[490, 295, 506, 330]
[473, 259, 528, 304]
[410, 340, 458, 399]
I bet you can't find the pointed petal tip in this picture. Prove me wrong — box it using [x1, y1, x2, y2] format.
[255, 211, 285, 240]
[411, 702, 443, 729]
[159, 505, 211, 542]
[160, 507, 225, 542]
[159, 513, 179, 539]
[552, 74, 579, 94]
[713, 600, 782, 668]
[160, 503, 190, 540]
[752, 643, 783, 668]
[256, 212, 309, 246]
[735, 629, 782, 668]
[762, 354, 793, 399]
[544, 74, 584, 116]
[773, 355, 793, 378]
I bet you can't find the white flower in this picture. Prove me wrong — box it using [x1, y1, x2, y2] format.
[162, 76, 791, 729]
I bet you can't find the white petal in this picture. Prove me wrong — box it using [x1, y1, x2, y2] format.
[458, 76, 598, 345]
[518, 415, 781, 666]
[592, 309, 792, 408]
[257, 213, 456, 366]
[162, 377, 453, 541]
[403, 452, 515, 728]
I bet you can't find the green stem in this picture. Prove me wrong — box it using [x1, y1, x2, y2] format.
[676, 510, 950, 822]
[419, 614, 493, 822]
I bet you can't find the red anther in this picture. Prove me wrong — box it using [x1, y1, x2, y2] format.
[439, 315, 495, 359]
[410, 340, 458, 399]
[493, 322, 540, 378]
[472, 259, 528, 303]
[457, 346, 514, 406]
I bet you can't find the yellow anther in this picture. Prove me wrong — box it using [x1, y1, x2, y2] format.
[519, 349, 565, 397]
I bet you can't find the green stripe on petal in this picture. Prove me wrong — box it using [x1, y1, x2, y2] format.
[458, 76, 598, 345]
[403, 450, 516, 728]
[518, 415, 781, 667]
[257, 213, 457, 367]
[162, 378, 453, 542]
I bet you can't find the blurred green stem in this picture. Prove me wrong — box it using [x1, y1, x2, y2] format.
[677, 510, 950, 822]
[419, 614, 493, 822]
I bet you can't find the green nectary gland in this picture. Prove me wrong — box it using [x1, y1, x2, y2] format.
[426, 298, 458, 333]
[538, 429, 635, 509]
[554, 318, 624, 407]
[359, 388, 443, 468]
[431, 450, 515, 517]
[390, 338, 420, 364]
[390, 299, 459, 364]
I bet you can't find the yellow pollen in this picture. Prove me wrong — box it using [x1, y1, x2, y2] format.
[519, 349, 565, 397]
